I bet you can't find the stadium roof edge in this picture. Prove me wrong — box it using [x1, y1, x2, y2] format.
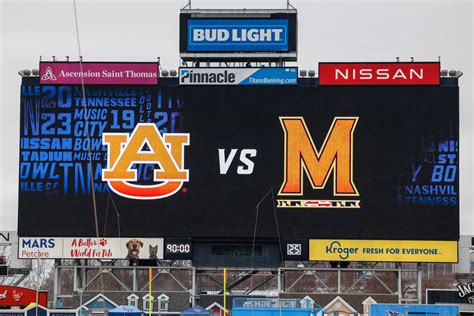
[180, 9, 297, 15]
[18, 75, 459, 88]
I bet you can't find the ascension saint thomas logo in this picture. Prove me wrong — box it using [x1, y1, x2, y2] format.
[102, 123, 190, 200]
[41, 66, 57, 81]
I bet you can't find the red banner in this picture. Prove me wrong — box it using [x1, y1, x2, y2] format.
[0, 286, 47, 307]
[319, 62, 440, 85]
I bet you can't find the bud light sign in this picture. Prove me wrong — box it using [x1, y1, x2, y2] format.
[187, 19, 289, 52]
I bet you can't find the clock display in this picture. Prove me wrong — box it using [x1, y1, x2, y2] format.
[164, 238, 192, 260]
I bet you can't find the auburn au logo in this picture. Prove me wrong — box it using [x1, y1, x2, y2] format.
[279, 117, 359, 197]
[102, 123, 190, 200]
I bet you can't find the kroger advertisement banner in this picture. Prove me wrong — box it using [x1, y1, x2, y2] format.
[19, 237, 164, 259]
[186, 19, 289, 52]
[179, 68, 297, 85]
[309, 239, 458, 263]
[39, 62, 159, 85]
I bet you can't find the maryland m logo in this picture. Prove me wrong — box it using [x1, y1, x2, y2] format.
[102, 123, 190, 200]
[279, 117, 358, 196]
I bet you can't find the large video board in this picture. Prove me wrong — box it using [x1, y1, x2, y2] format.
[18, 78, 459, 241]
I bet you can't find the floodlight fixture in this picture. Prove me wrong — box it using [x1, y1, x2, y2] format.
[18, 69, 32, 77]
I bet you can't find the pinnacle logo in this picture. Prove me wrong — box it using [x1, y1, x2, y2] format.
[41, 67, 57, 81]
[102, 123, 190, 200]
[278, 117, 359, 207]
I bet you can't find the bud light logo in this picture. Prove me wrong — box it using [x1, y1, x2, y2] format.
[187, 19, 289, 52]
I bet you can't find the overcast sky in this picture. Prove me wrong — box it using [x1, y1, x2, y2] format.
[0, 0, 472, 234]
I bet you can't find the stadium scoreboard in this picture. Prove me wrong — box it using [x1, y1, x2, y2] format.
[18, 71, 459, 263]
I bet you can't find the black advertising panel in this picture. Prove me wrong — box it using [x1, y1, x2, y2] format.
[280, 239, 308, 261]
[18, 78, 459, 241]
[164, 238, 193, 260]
[179, 12, 297, 53]
[427, 288, 474, 304]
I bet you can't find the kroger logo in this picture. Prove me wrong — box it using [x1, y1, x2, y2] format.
[325, 241, 359, 260]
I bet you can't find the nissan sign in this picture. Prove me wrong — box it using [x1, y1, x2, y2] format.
[318, 62, 440, 85]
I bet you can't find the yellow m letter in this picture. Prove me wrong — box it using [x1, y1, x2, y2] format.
[279, 117, 358, 196]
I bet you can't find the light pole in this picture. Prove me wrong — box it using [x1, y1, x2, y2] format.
[35, 255, 40, 316]
[404, 286, 409, 316]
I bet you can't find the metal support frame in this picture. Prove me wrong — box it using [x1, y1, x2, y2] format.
[0, 245, 31, 285]
[417, 263, 422, 304]
[53, 260, 60, 306]
[194, 267, 279, 298]
[244, 272, 276, 294]
[0, 270, 30, 286]
[278, 264, 422, 304]
[217, 271, 257, 294]
[53, 261, 193, 308]
[191, 267, 196, 306]
[52, 262, 424, 308]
